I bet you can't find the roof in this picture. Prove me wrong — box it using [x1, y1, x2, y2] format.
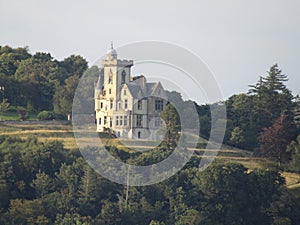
[95, 71, 104, 90]
[125, 80, 166, 100]
[126, 83, 144, 99]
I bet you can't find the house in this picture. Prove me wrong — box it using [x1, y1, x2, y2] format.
[94, 44, 167, 139]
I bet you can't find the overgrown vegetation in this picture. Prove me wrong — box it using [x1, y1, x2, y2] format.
[0, 136, 299, 225]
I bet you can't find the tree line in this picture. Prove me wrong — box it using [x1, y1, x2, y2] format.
[167, 64, 300, 170]
[0, 45, 92, 118]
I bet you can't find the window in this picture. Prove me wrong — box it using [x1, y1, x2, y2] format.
[118, 102, 121, 110]
[124, 116, 128, 126]
[158, 89, 161, 95]
[124, 99, 128, 109]
[137, 100, 142, 110]
[110, 100, 113, 109]
[109, 89, 111, 94]
[108, 69, 113, 84]
[100, 102, 103, 109]
[136, 115, 143, 128]
[155, 117, 161, 127]
[103, 90, 106, 96]
[120, 116, 123, 126]
[121, 70, 126, 84]
[116, 116, 119, 126]
[110, 119, 112, 127]
[155, 99, 163, 111]
[104, 116, 107, 124]
[124, 90, 127, 95]
[99, 118, 101, 125]
[138, 131, 141, 139]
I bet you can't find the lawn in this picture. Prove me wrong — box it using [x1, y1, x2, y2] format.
[1, 109, 38, 121]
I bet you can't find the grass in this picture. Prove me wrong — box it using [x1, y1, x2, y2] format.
[1, 111, 20, 120]
[1, 109, 38, 121]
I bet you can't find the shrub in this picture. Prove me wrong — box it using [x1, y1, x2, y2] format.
[37, 111, 55, 120]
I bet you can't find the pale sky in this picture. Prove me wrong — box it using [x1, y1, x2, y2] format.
[1, 0, 299, 103]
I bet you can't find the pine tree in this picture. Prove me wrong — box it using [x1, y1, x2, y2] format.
[249, 64, 294, 129]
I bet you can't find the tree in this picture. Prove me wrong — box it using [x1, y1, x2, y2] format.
[0, 46, 31, 76]
[249, 64, 294, 129]
[160, 103, 181, 149]
[95, 200, 121, 225]
[0, 98, 10, 120]
[287, 134, 300, 173]
[31, 171, 53, 198]
[60, 55, 88, 78]
[53, 75, 80, 116]
[54, 213, 91, 225]
[225, 94, 257, 149]
[78, 165, 99, 217]
[259, 115, 295, 166]
[229, 127, 245, 148]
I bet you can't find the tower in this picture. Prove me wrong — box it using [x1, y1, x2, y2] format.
[95, 44, 133, 132]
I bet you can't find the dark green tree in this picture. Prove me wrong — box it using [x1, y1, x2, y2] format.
[160, 103, 181, 149]
[249, 64, 294, 129]
[53, 75, 80, 116]
[287, 134, 300, 173]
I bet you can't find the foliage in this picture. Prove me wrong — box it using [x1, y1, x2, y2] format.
[229, 127, 245, 148]
[0, 136, 300, 224]
[225, 64, 295, 151]
[37, 110, 55, 120]
[259, 115, 295, 166]
[0, 45, 88, 114]
[160, 103, 181, 149]
[0, 98, 10, 120]
[287, 134, 300, 173]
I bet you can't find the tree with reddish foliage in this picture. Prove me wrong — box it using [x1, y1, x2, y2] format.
[259, 115, 295, 166]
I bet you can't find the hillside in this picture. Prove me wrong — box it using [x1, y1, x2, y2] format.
[1, 120, 299, 194]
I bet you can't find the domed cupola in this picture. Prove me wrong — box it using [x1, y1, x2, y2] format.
[105, 42, 117, 60]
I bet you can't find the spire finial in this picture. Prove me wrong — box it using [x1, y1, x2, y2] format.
[110, 41, 113, 49]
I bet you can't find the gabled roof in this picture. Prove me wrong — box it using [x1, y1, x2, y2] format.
[146, 83, 156, 96]
[126, 83, 144, 99]
[120, 75, 167, 100]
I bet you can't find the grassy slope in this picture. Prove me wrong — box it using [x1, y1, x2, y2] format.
[0, 121, 299, 193]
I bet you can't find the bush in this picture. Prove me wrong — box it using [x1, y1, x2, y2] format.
[37, 111, 55, 120]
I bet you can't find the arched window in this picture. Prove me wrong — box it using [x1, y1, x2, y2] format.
[121, 70, 126, 84]
[138, 131, 141, 139]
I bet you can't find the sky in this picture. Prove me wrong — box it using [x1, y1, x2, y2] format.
[0, 0, 299, 104]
